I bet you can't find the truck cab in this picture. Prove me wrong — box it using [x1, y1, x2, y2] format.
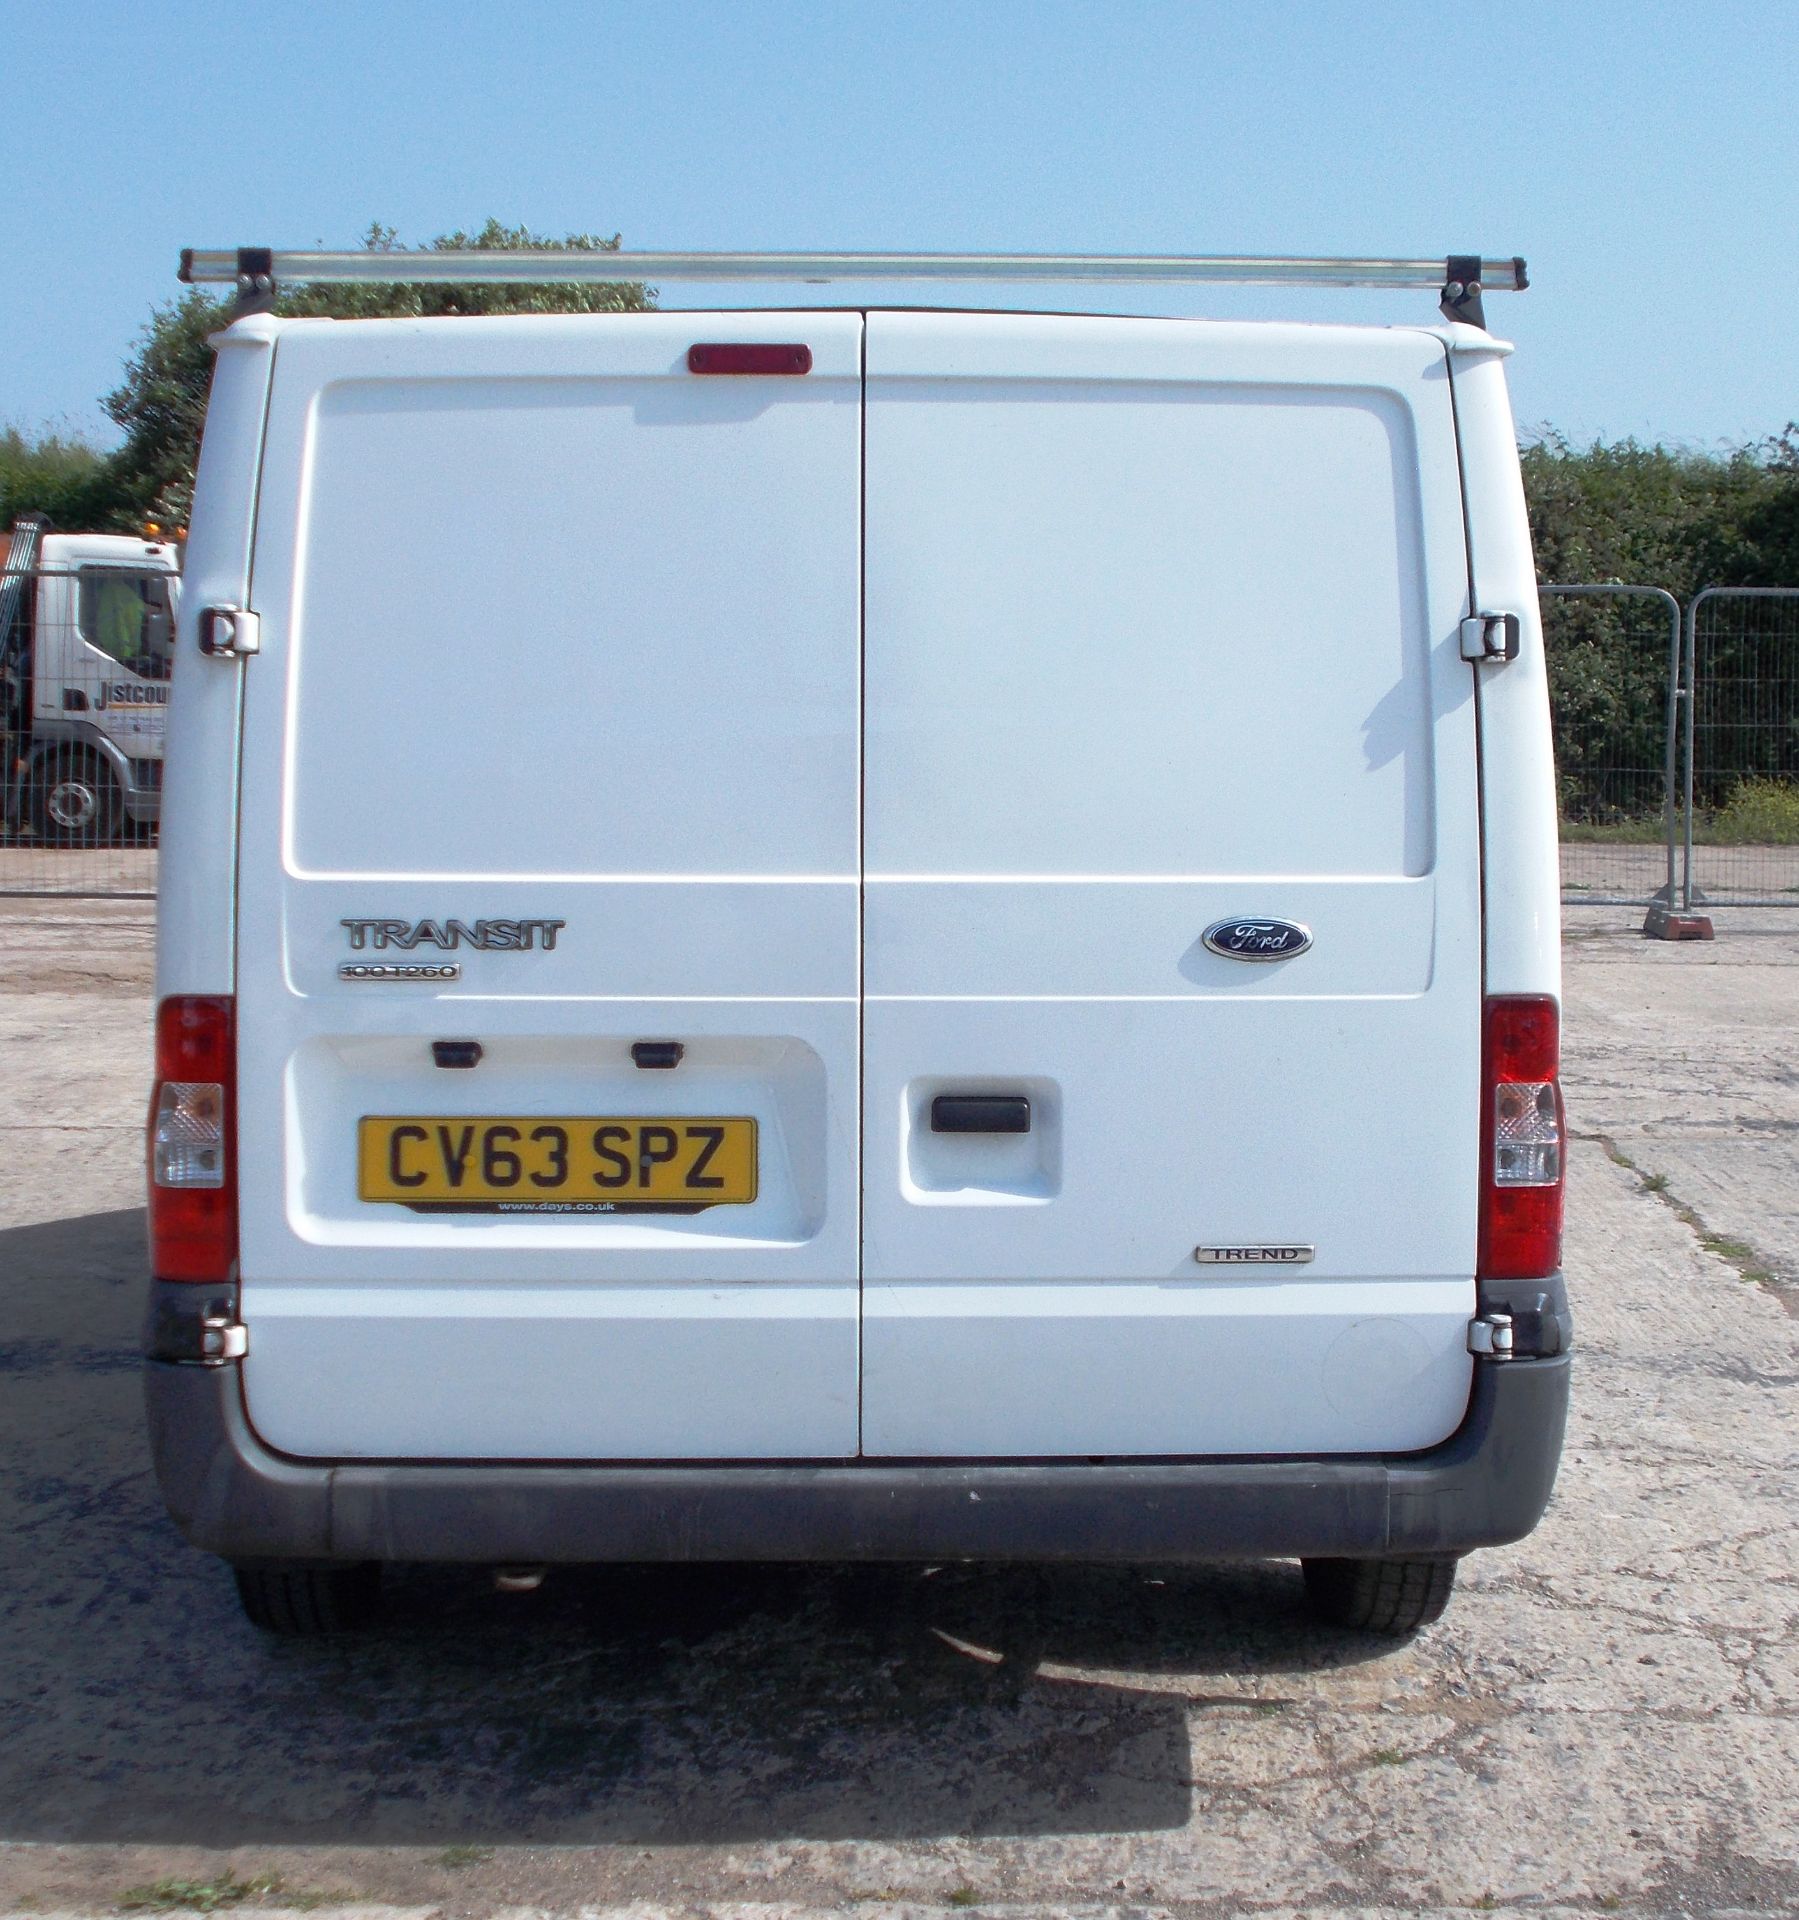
[1, 523, 180, 844]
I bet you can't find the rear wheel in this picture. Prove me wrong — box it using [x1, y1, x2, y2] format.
[29, 750, 120, 846]
[1301, 1555, 1458, 1634]
[233, 1562, 383, 1635]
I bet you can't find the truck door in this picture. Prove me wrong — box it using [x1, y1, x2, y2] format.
[233, 313, 864, 1460]
[860, 313, 1482, 1457]
[67, 565, 176, 766]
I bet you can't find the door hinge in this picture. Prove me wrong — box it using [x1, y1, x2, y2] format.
[1460, 612, 1520, 663]
[199, 1314, 249, 1364]
[198, 606, 260, 658]
[1467, 1312, 1514, 1358]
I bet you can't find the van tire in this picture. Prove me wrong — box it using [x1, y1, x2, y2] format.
[1300, 1554, 1458, 1633]
[30, 750, 120, 846]
[233, 1562, 383, 1635]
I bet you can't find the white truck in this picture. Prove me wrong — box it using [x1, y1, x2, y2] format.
[145, 247, 1569, 1638]
[0, 515, 180, 843]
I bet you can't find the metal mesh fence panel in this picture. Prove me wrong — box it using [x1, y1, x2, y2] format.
[4, 566, 1774, 908]
[0, 567, 168, 897]
[1542, 585, 1681, 905]
[1686, 588, 1799, 906]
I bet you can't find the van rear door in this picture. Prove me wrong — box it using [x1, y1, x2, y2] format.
[860, 313, 1481, 1457]
[233, 312, 863, 1461]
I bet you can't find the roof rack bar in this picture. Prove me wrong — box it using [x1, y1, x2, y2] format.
[180, 247, 1529, 294]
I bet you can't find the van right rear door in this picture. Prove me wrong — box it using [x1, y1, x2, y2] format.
[231, 312, 865, 1463]
[859, 313, 1483, 1459]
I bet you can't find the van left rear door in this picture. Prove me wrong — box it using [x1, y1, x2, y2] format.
[858, 311, 1482, 1459]
[232, 312, 864, 1461]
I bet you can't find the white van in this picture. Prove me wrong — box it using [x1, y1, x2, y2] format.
[146, 251, 1569, 1637]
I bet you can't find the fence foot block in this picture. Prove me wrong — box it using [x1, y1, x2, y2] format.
[1642, 905, 1716, 941]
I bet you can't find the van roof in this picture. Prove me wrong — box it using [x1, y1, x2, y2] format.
[217, 308, 1514, 357]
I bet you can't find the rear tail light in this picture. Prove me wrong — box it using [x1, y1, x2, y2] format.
[148, 996, 237, 1283]
[1479, 995, 1564, 1280]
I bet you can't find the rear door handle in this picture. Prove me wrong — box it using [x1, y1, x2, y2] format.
[930, 1095, 1031, 1134]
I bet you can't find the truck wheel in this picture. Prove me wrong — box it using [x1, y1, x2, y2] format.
[1300, 1555, 1458, 1633]
[233, 1562, 383, 1635]
[30, 751, 120, 846]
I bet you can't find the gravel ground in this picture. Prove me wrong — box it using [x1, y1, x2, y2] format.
[0, 847, 158, 900]
[1560, 841, 1799, 905]
[0, 897, 1793, 1919]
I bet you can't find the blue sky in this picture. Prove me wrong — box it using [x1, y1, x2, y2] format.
[4, 0, 1794, 449]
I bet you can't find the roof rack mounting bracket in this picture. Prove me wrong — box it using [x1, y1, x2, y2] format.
[232, 247, 276, 319]
[1441, 253, 1491, 330]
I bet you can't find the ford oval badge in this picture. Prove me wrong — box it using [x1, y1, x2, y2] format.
[1202, 916, 1313, 962]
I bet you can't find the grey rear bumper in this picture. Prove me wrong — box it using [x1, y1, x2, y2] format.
[143, 1340, 1570, 1567]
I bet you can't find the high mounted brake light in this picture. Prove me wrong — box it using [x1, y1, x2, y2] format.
[1479, 996, 1565, 1281]
[688, 342, 812, 375]
[148, 996, 237, 1283]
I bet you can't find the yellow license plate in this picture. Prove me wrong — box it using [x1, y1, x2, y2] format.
[358, 1115, 758, 1212]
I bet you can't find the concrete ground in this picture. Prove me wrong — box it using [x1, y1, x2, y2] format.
[0, 896, 1794, 1920]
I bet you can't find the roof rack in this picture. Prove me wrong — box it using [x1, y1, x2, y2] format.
[180, 248, 1527, 330]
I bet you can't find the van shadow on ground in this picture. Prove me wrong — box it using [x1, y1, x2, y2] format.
[0, 1207, 1391, 1847]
